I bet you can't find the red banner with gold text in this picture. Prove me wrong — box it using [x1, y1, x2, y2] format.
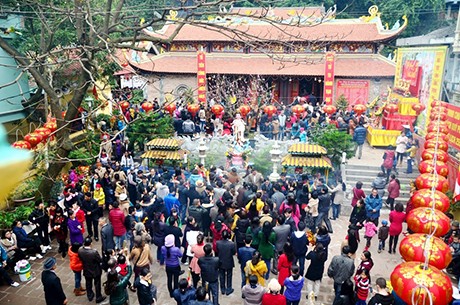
[444, 101, 460, 151]
[197, 52, 207, 104]
[323, 52, 335, 105]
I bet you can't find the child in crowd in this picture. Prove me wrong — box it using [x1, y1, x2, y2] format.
[354, 269, 371, 305]
[283, 265, 304, 305]
[363, 218, 378, 251]
[377, 220, 389, 253]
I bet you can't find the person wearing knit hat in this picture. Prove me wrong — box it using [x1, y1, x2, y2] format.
[161, 234, 183, 297]
[261, 279, 286, 305]
[41, 257, 67, 305]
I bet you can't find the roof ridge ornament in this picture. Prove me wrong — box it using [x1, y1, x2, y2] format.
[360, 5, 380, 23]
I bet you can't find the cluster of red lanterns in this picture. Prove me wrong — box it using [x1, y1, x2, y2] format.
[187, 104, 200, 117]
[211, 104, 224, 116]
[264, 105, 277, 117]
[322, 104, 336, 115]
[237, 104, 251, 117]
[385, 102, 399, 114]
[12, 117, 57, 150]
[164, 103, 176, 116]
[411, 103, 426, 115]
[353, 104, 366, 115]
[391, 101, 453, 304]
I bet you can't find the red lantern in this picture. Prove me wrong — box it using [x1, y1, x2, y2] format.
[385, 103, 398, 114]
[238, 105, 251, 117]
[427, 123, 449, 134]
[164, 103, 176, 116]
[411, 189, 450, 213]
[411, 103, 426, 115]
[424, 139, 448, 152]
[187, 104, 200, 117]
[292, 105, 305, 116]
[34, 127, 52, 142]
[407, 207, 450, 237]
[418, 160, 449, 177]
[120, 101, 130, 112]
[61, 111, 66, 119]
[211, 104, 224, 116]
[141, 102, 154, 113]
[353, 104, 366, 115]
[431, 100, 444, 108]
[431, 106, 447, 114]
[425, 132, 449, 142]
[391, 262, 453, 305]
[12, 141, 31, 150]
[24, 132, 43, 148]
[430, 112, 447, 121]
[43, 121, 57, 133]
[399, 234, 452, 270]
[421, 149, 449, 163]
[415, 173, 449, 193]
[322, 105, 336, 115]
[264, 105, 277, 117]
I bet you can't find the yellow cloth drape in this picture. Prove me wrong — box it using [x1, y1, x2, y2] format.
[366, 126, 400, 147]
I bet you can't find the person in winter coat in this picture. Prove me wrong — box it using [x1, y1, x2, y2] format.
[238, 236, 256, 287]
[381, 146, 396, 183]
[189, 287, 213, 305]
[242, 275, 265, 305]
[378, 220, 389, 253]
[190, 233, 205, 288]
[210, 217, 231, 253]
[272, 215, 291, 274]
[386, 175, 400, 211]
[277, 242, 294, 291]
[109, 202, 126, 250]
[284, 265, 304, 305]
[351, 182, 366, 208]
[290, 221, 308, 275]
[363, 218, 378, 251]
[29, 200, 50, 250]
[134, 268, 155, 305]
[52, 207, 68, 258]
[245, 251, 268, 286]
[216, 229, 236, 295]
[353, 123, 367, 159]
[349, 199, 366, 230]
[173, 278, 196, 305]
[262, 279, 286, 305]
[100, 217, 115, 253]
[332, 278, 355, 305]
[371, 172, 387, 199]
[315, 186, 333, 233]
[198, 244, 220, 305]
[368, 277, 395, 305]
[42, 257, 67, 305]
[356, 250, 374, 280]
[328, 179, 346, 220]
[365, 188, 383, 226]
[257, 221, 277, 278]
[388, 203, 406, 254]
[315, 225, 331, 260]
[162, 234, 182, 297]
[305, 243, 327, 299]
[68, 243, 86, 296]
[105, 260, 133, 305]
[67, 210, 84, 246]
[354, 268, 371, 305]
[327, 246, 355, 299]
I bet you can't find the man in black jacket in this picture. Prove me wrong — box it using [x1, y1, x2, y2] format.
[29, 200, 50, 250]
[41, 257, 67, 305]
[315, 186, 333, 233]
[78, 237, 106, 303]
[81, 192, 100, 241]
[198, 244, 220, 305]
[99, 217, 115, 253]
[216, 229, 236, 295]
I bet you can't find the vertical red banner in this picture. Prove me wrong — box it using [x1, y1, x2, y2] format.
[197, 51, 207, 104]
[323, 52, 335, 105]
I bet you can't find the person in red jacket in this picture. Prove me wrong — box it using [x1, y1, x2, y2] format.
[68, 242, 86, 296]
[386, 175, 400, 211]
[262, 279, 286, 305]
[388, 202, 406, 254]
[109, 201, 126, 250]
[73, 202, 85, 235]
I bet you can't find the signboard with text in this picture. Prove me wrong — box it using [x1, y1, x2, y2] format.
[444, 102, 460, 151]
[323, 52, 335, 105]
[197, 51, 207, 104]
[335, 79, 369, 108]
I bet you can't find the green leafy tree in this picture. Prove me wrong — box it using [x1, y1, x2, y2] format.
[126, 113, 174, 151]
[309, 124, 355, 167]
[335, 94, 349, 113]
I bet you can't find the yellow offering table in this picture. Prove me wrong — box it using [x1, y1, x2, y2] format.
[390, 92, 419, 116]
[366, 126, 400, 147]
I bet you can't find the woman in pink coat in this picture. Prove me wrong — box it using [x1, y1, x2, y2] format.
[388, 202, 406, 254]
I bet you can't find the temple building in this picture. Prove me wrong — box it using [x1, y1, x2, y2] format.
[118, 5, 407, 106]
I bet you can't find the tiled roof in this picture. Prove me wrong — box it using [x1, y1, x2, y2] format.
[288, 143, 327, 155]
[282, 155, 333, 168]
[140, 149, 187, 160]
[145, 138, 182, 150]
[146, 19, 405, 43]
[129, 53, 396, 77]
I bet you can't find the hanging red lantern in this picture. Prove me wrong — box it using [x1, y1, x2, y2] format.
[322, 105, 336, 115]
[141, 102, 154, 113]
[427, 123, 449, 134]
[421, 149, 449, 163]
[24, 132, 43, 148]
[43, 121, 57, 133]
[353, 104, 366, 115]
[120, 101, 130, 112]
[431, 100, 444, 108]
[415, 173, 449, 193]
[390, 262, 453, 305]
[399, 234, 452, 270]
[431, 106, 447, 114]
[424, 139, 449, 152]
[418, 160, 449, 177]
[385, 103, 399, 114]
[430, 112, 447, 121]
[264, 105, 277, 117]
[425, 132, 449, 142]
[164, 103, 176, 116]
[411, 189, 450, 213]
[411, 103, 426, 115]
[187, 104, 200, 117]
[47, 116, 56, 123]
[211, 104, 224, 116]
[292, 105, 305, 116]
[34, 127, 52, 142]
[12, 141, 31, 150]
[238, 105, 251, 117]
[407, 207, 450, 237]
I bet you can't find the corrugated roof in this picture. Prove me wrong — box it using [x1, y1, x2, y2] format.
[282, 155, 333, 168]
[288, 143, 327, 155]
[145, 138, 182, 150]
[140, 149, 187, 160]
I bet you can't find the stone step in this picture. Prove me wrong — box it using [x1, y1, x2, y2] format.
[345, 167, 419, 177]
[346, 174, 416, 184]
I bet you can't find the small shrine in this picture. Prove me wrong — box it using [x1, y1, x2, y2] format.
[282, 143, 333, 179]
[140, 138, 188, 166]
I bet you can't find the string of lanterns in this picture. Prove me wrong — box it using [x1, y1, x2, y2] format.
[390, 100, 453, 305]
[12, 117, 57, 150]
